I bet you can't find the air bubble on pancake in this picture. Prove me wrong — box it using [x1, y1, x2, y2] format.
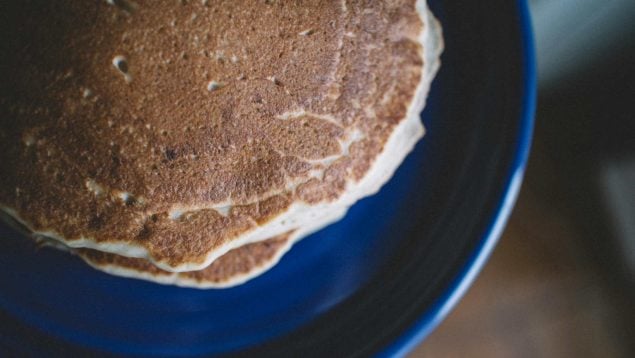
[206, 81, 224, 92]
[85, 179, 105, 196]
[117, 191, 135, 205]
[214, 51, 226, 63]
[112, 56, 132, 83]
[298, 29, 314, 36]
[106, 0, 137, 13]
[215, 205, 231, 217]
[169, 210, 183, 220]
[268, 76, 282, 86]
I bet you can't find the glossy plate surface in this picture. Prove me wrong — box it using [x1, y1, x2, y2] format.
[0, 0, 535, 356]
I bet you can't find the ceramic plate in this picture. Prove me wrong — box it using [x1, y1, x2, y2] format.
[0, 0, 535, 355]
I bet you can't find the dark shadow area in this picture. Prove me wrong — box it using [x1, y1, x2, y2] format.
[414, 9, 635, 357]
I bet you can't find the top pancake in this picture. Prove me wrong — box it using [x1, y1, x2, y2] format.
[0, 0, 441, 271]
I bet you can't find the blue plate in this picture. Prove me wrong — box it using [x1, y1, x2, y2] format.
[0, 0, 535, 356]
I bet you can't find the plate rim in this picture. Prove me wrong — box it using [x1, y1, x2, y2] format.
[382, 0, 537, 356]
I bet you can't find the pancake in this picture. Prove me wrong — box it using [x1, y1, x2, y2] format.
[75, 232, 295, 288]
[36, 232, 294, 289]
[0, 0, 443, 272]
[35, 205, 346, 288]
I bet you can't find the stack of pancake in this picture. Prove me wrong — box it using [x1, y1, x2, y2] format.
[0, 0, 442, 288]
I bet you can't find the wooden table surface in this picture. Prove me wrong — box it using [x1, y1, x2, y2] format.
[410, 119, 634, 357]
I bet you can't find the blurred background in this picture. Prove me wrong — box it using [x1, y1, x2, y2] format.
[412, 1, 635, 356]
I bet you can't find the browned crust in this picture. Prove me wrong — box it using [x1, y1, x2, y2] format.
[77, 231, 292, 286]
[0, 1, 427, 268]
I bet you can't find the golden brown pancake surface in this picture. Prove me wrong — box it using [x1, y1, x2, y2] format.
[0, 0, 437, 271]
